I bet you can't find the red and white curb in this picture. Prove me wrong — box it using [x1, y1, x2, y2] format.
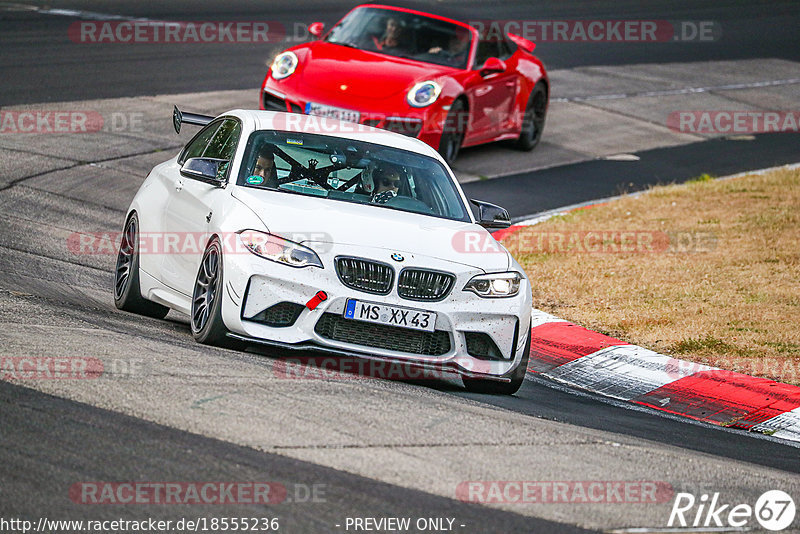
[500, 163, 800, 443]
[523, 310, 800, 443]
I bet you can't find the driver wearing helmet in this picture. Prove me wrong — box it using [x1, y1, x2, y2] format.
[371, 164, 401, 204]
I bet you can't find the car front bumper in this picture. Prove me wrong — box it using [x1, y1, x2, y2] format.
[220, 243, 532, 379]
[261, 83, 447, 151]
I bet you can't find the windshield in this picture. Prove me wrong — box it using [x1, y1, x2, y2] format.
[237, 130, 470, 222]
[325, 7, 472, 69]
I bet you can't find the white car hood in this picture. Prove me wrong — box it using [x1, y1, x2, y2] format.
[231, 187, 510, 272]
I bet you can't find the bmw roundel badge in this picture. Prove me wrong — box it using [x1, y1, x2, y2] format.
[391, 253, 404, 262]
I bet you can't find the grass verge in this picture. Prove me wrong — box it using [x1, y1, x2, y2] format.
[506, 166, 800, 384]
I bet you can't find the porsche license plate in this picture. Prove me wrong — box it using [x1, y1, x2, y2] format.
[305, 102, 360, 123]
[343, 299, 436, 332]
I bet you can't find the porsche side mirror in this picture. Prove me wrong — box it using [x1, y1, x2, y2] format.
[471, 199, 511, 229]
[308, 22, 325, 38]
[180, 158, 229, 186]
[479, 57, 506, 77]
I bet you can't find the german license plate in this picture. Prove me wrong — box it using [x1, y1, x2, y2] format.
[343, 299, 436, 332]
[305, 101, 360, 123]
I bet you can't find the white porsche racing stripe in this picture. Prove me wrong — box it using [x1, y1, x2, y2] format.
[0, 2, 155, 21]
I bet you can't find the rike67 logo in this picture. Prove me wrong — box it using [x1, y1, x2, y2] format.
[668, 490, 796, 531]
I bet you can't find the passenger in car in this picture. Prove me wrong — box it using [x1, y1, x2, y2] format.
[428, 27, 470, 66]
[372, 17, 405, 53]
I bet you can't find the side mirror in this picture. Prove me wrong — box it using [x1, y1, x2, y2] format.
[470, 199, 511, 229]
[479, 57, 506, 77]
[308, 22, 325, 38]
[180, 158, 229, 186]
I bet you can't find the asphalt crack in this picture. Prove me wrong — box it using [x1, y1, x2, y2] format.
[0, 144, 181, 192]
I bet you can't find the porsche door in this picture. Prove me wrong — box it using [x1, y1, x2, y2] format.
[464, 39, 518, 144]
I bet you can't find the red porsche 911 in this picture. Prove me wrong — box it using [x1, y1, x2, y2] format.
[260, 4, 548, 164]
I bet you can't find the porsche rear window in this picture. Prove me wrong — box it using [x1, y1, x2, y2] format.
[237, 130, 471, 223]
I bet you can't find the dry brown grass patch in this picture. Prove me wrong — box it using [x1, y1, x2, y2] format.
[509, 167, 800, 384]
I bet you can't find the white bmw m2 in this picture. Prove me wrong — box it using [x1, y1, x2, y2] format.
[114, 108, 531, 394]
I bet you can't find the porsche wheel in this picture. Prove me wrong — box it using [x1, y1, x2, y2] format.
[463, 326, 531, 395]
[513, 82, 547, 151]
[438, 98, 467, 165]
[114, 213, 170, 319]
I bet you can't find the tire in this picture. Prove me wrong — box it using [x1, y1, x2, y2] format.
[438, 98, 468, 165]
[462, 325, 531, 395]
[114, 213, 170, 319]
[191, 238, 244, 349]
[512, 82, 547, 151]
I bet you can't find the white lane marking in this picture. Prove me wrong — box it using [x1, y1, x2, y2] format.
[711, 161, 800, 181]
[751, 406, 800, 443]
[512, 162, 800, 225]
[511, 197, 642, 226]
[545, 344, 717, 401]
[0, 2, 154, 21]
[603, 153, 641, 161]
[552, 77, 800, 103]
[0, 2, 36, 10]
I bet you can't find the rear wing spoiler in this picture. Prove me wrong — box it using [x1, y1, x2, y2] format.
[507, 32, 536, 54]
[173, 105, 214, 134]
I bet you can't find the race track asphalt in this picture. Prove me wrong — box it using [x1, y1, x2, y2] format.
[1, 1, 799, 532]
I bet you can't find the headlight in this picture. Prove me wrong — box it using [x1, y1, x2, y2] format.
[270, 51, 298, 80]
[238, 230, 322, 268]
[464, 272, 522, 298]
[407, 81, 442, 107]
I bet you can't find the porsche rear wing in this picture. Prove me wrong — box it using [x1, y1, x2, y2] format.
[172, 105, 214, 134]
